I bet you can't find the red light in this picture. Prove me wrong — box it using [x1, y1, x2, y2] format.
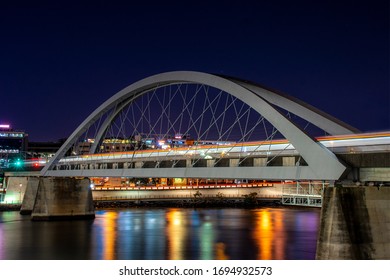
[34, 163, 39, 167]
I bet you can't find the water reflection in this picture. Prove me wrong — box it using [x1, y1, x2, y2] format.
[166, 209, 186, 260]
[0, 212, 94, 259]
[93, 209, 168, 259]
[215, 242, 229, 260]
[0, 207, 320, 260]
[102, 211, 117, 260]
[252, 209, 285, 259]
[200, 221, 214, 259]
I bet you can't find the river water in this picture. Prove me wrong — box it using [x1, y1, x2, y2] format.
[0, 206, 320, 260]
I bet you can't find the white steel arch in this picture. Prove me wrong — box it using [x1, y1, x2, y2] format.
[226, 76, 359, 135]
[42, 71, 352, 180]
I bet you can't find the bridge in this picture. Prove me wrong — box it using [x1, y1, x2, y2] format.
[41, 71, 360, 181]
[2, 71, 389, 259]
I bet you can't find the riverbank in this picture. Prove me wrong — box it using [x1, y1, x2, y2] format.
[94, 198, 281, 209]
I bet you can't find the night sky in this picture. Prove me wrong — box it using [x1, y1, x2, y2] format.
[1, 1, 389, 142]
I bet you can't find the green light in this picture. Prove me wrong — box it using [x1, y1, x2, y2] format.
[15, 159, 22, 167]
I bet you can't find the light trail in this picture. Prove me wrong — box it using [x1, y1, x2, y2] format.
[58, 131, 390, 165]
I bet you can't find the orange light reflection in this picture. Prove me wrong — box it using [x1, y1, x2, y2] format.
[166, 209, 186, 260]
[102, 211, 118, 260]
[215, 242, 229, 260]
[253, 209, 285, 260]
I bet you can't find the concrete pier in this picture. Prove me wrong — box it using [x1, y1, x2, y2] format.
[31, 177, 95, 221]
[316, 186, 390, 259]
[20, 177, 39, 215]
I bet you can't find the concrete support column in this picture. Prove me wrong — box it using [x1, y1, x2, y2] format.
[283, 157, 295, 166]
[207, 159, 215, 167]
[254, 158, 267, 167]
[20, 177, 40, 215]
[31, 177, 95, 221]
[316, 186, 390, 259]
[229, 158, 239, 167]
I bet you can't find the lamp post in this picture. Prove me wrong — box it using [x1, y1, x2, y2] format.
[136, 181, 140, 202]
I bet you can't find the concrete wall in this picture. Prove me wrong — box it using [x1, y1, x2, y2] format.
[4, 177, 29, 203]
[92, 185, 283, 200]
[360, 168, 390, 182]
[316, 186, 390, 259]
[338, 152, 390, 168]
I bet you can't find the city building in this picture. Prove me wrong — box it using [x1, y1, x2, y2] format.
[27, 139, 65, 159]
[0, 124, 28, 169]
[73, 138, 138, 155]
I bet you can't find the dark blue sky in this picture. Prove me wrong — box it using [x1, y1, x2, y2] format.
[1, 1, 389, 141]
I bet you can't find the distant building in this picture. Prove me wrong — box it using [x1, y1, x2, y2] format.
[27, 139, 65, 159]
[72, 134, 235, 155]
[73, 138, 138, 155]
[0, 124, 28, 169]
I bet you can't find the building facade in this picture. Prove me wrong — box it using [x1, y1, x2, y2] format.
[0, 124, 28, 169]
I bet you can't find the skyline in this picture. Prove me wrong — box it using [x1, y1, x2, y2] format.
[1, 1, 389, 141]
